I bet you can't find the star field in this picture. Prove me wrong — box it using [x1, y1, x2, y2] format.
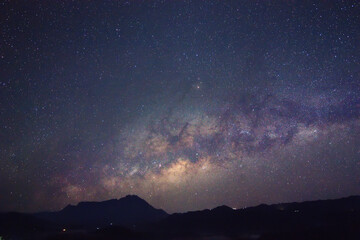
[0, 0, 360, 213]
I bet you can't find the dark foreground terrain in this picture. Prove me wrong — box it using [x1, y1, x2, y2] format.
[1, 195, 360, 240]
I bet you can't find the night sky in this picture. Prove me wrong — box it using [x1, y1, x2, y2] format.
[1, 0, 360, 213]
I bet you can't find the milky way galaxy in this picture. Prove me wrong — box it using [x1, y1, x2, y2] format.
[1, 0, 360, 213]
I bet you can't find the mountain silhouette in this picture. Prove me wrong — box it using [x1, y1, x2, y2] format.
[35, 195, 168, 228]
[150, 195, 360, 239]
[0, 195, 359, 240]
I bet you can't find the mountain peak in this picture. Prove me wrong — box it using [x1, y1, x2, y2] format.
[122, 194, 143, 201]
[211, 205, 234, 212]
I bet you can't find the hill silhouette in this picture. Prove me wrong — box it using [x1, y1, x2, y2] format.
[35, 195, 168, 228]
[0, 195, 359, 240]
